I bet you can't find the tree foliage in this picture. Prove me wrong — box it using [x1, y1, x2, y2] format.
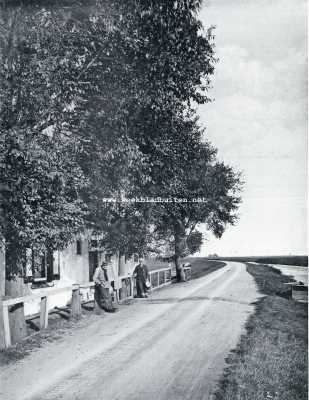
[0, 0, 242, 280]
[147, 114, 242, 280]
[186, 230, 203, 255]
[0, 5, 89, 273]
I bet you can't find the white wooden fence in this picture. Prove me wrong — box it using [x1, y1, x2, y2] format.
[1, 266, 175, 348]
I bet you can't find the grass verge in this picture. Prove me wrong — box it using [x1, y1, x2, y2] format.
[214, 263, 308, 400]
[187, 258, 226, 280]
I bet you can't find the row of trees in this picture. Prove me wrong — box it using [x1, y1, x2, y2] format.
[0, 0, 242, 284]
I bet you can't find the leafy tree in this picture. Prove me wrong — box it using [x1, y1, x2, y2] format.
[0, 0, 242, 291]
[92, 0, 217, 261]
[108, 0, 242, 280]
[0, 0, 146, 273]
[149, 115, 242, 281]
[186, 230, 203, 255]
[0, 5, 90, 278]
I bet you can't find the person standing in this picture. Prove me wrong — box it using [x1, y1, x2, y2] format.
[133, 258, 150, 298]
[93, 262, 116, 312]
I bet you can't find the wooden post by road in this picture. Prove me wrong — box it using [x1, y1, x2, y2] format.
[3, 304, 11, 348]
[71, 285, 81, 319]
[40, 296, 48, 329]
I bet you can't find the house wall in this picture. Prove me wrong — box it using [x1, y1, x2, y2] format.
[60, 239, 89, 284]
[124, 257, 137, 275]
[109, 253, 119, 281]
[24, 239, 90, 316]
[118, 254, 126, 276]
[117, 254, 139, 279]
[21, 241, 137, 317]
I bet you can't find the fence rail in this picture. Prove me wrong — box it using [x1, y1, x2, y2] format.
[1, 266, 173, 348]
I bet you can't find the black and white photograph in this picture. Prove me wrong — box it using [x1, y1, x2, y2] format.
[0, 1, 307, 399]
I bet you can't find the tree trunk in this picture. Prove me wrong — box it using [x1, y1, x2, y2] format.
[0, 238, 6, 348]
[5, 276, 28, 344]
[174, 229, 186, 283]
[175, 255, 186, 282]
[5, 239, 28, 344]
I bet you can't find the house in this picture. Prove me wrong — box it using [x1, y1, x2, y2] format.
[13, 234, 138, 317]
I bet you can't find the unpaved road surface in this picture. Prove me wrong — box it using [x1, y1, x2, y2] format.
[0, 262, 261, 400]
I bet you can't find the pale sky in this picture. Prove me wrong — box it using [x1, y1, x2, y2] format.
[198, 0, 307, 256]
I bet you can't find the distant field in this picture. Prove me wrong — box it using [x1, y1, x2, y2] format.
[215, 255, 308, 267]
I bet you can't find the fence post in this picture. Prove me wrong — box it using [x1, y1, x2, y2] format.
[157, 272, 159, 287]
[131, 277, 134, 298]
[3, 304, 11, 348]
[71, 284, 81, 319]
[40, 296, 49, 329]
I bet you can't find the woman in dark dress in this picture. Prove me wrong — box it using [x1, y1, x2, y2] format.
[133, 258, 150, 298]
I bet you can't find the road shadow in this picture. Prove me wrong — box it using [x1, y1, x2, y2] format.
[144, 296, 251, 306]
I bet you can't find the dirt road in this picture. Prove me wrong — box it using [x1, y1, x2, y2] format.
[0, 262, 260, 400]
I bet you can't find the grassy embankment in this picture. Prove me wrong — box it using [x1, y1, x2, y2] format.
[184, 257, 226, 279]
[214, 263, 308, 400]
[147, 257, 226, 280]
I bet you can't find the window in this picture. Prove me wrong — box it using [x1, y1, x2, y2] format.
[32, 250, 47, 282]
[89, 251, 99, 282]
[76, 240, 82, 255]
[24, 248, 60, 285]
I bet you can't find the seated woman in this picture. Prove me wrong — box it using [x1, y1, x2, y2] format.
[93, 262, 117, 312]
